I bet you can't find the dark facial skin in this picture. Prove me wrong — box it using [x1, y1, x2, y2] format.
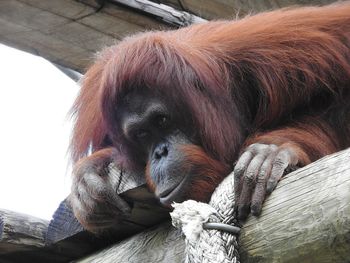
[118, 91, 194, 205]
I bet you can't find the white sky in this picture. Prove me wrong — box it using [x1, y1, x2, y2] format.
[0, 44, 78, 220]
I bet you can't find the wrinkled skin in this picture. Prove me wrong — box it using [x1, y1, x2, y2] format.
[70, 148, 131, 232]
[234, 143, 298, 219]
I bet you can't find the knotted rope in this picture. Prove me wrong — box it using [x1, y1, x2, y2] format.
[170, 172, 240, 263]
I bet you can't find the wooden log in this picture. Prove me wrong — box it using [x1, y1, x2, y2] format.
[77, 222, 185, 263]
[0, 209, 48, 253]
[0, 208, 109, 262]
[240, 148, 350, 262]
[108, 0, 206, 26]
[77, 148, 350, 262]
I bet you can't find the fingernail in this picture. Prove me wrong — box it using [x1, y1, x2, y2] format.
[266, 180, 276, 193]
[237, 205, 250, 221]
[251, 204, 261, 216]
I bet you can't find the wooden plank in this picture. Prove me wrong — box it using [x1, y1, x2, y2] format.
[79, 0, 169, 29]
[0, 0, 167, 72]
[18, 0, 166, 33]
[18, 0, 95, 19]
[1, 0, 340, 73]
[0, 19, 93, 72]
[77, 148, 350, 263]
[19, 0, 163, 37]
[0, 0, 111, 72]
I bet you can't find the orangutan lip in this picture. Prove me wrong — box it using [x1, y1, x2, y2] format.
[159, 175, 189, 206]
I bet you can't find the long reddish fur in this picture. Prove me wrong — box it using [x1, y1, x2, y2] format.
[71, 4, 350, 179]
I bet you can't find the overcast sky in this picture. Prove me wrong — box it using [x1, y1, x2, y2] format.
[0, 44, 78, 220]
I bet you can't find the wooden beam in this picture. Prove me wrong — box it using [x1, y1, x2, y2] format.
[108, 0, 206, 26]
[1, 0, 340, 72]
[77, 148, 350, 262]
[160, 0, 341, 19]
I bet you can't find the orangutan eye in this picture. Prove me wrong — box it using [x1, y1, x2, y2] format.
[154, 115, 170, 129]
[134, 129, 150, 140]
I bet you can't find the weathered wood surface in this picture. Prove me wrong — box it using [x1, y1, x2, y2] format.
[0, 0, 169, 73]
[78, 148, 350, 263]
[0, 208, 106, 263]
[0, 0, 341, 73]
[77, 222, 185, 263]
[0, 209, 48, 253]
[109, 0, 206, 26]
[0, 207, 109, 262]
[240, 148, 350, 262]
[0, 210, 71, 262]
